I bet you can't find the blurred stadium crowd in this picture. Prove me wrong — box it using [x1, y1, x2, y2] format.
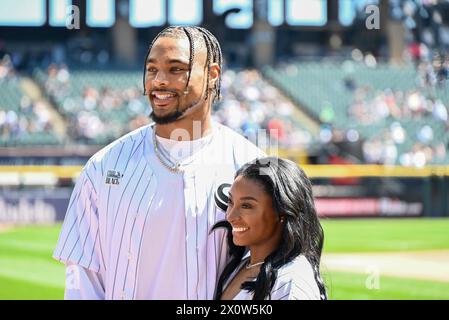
[1, 0, 449, 167]
[0, 55, 59, 146]
[1, 47, 448, 166]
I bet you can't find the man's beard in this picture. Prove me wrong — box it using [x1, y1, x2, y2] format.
[149, 104, 187, 125]
[149, 88, 208, 124]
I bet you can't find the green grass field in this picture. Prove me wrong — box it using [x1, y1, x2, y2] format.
[323, 218, 449, 299]
[1, 218, 448, 300]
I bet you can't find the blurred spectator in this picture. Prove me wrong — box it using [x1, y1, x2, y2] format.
[0, 54, 16, 82]
[44, 63, 70, 99]
[349, 85, 449, 125]
[0, 98, 55, 142]
[408, 42, 429, 66]
[347, 68, 449, 166]
[433, 99, 448, 122]
[0, 59, 57, 145]
[417, 54, 449, 90]
[40, 64, 148, 143]
[30, 62, 449, 166]
[214, 69, 312, 149]
[436, 57, 449, 88]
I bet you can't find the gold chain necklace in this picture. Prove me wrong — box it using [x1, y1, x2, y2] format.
[152, 126, 214, 174]
[152, 129, 183, 174]
[245, 260, 264, 269]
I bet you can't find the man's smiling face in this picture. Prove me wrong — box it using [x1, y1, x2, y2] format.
[145, 36, 211, 125]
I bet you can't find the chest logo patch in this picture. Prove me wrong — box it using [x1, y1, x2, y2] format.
[105, 170, 123, 185]
[214, 183, 231, 212]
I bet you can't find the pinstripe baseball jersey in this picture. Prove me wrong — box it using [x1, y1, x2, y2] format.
[224, 253, 322, 300]
[53, 121, 265, 300]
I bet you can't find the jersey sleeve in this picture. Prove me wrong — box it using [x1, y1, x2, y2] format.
[53, 163, 104, 273]
[64, 262, 105, 300]
[270, 256, 321, 300]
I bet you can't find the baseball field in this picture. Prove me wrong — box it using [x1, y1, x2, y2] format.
[1, 218, 448, 300]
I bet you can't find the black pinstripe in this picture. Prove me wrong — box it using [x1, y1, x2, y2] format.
[128, 135, 145, 162]
[77, 190, 99, 265]
[102, 135, 143, 270]
[89, 156, 107, 269]
[184, 185, 189, 299]
[87, 227, 100, 270]
[217, 231, 226, 276]
[292, 282, 314, 299]
[232, 143, 237, 167]
[105, 142, 126, 263]
[122, 140, 138, 174]
[212, 172, 220, 285]
[205, 185, 210, 298]
[65, 190, 91, 261]
[271, 281, 289, 294]
[56, 178, 89, 258]
[294, 277, 319, 296]
[194, 176, 199, 300]
[132, 173, 156, 299]
[84, 171, 97, 193]
[111, 162, 148, 298]
[110, 156, 143, 241]
[278, 292, 289, 300]
[122, 176, 153, 294]
[96, 221, 106, 271]
[277, 269, 294, 278]
[81, 169, 100, 267]
[214, 208, 218, 282]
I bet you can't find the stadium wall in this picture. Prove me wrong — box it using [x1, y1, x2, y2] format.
[0, 165, 448, 224]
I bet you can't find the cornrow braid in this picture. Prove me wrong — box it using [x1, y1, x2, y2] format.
[198, 29, 212, 101]
[142, 25, 223, 105]
[197, 26, 223, 103]
[181, 27, 195, 94]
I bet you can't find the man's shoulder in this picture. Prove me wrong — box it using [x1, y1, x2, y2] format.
[215, 122, 250, 143]
[215, 122, 266, 161]
[88, 124, 152, 168]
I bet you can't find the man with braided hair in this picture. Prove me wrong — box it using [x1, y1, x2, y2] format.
[53, 26, 265, 299]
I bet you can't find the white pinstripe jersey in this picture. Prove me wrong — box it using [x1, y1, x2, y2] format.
[224, 253, 322, 300]
[53, 122, 265, 299]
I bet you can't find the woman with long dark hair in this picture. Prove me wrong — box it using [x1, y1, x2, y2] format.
[212, 157, 327, 300]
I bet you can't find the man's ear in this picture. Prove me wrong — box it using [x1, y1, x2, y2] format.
[209, 63, 220, 88]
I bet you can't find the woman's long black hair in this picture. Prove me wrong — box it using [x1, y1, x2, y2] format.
[212, 157, 327, 300]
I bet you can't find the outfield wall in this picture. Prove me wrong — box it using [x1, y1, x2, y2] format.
[0, 165, 448, 224]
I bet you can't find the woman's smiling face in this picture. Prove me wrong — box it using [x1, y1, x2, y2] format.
[226, 176, 283, 250]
